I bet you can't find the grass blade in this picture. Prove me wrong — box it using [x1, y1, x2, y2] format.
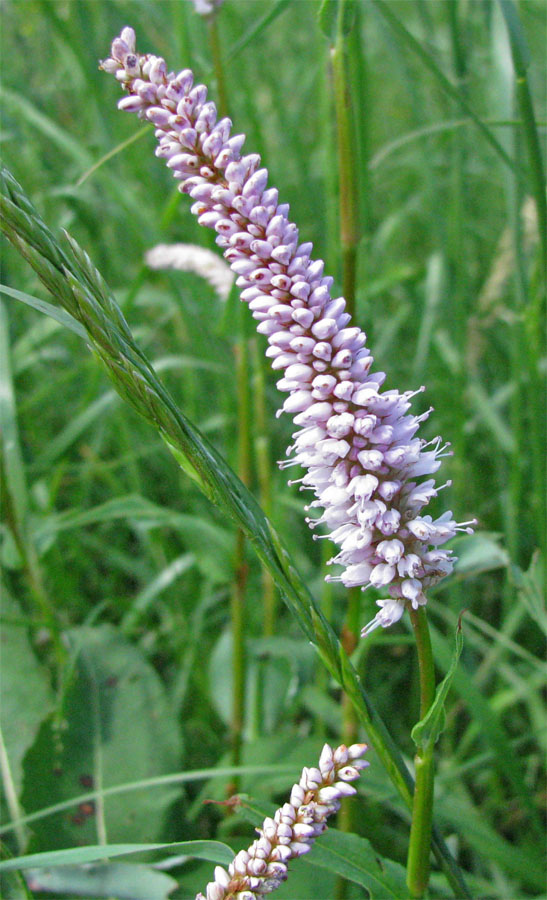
[0, 167, 470, 898]
[370, 0, 517, 175]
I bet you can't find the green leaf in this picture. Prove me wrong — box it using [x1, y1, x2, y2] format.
[318, 0, 357, 40]
[20, 624, 182, 849]
[0, 870, 32, 900]
[0, 840, 233, 872]
[208, 630, 297, 734]
[35, 391, 118, 468]
[0, 845, 33, 899]
[369, 0, 517, 174]
[0, 595, 54, 796]
[497, 0, 531, 73]
[224, 0, 293, 63]
[0, 284, 87, 339]
[512, 551, 546, 635]
[452, 532, 509, 576]
[412, 618, 464, 750]
[0, 300, 28, 533]
[307, 828, 408, 898]
[0, 87, 93, 169]
[25, 864, 176, 900]
[32, 494, 232, 584]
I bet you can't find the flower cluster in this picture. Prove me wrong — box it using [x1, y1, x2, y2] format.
[145, 242, 234, 300]
[101, 29, 474, 635]
[192, 0, 224, 17]
[196, 742, 369, 899]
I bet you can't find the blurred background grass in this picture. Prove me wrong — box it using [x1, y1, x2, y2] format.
[1, 1, 545, 898]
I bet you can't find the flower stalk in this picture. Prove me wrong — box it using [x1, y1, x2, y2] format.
[406, 605, 436, 898]
[327, 9, 362, 893]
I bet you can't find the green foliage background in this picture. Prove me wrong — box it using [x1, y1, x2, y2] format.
[1, 1, 545, 898]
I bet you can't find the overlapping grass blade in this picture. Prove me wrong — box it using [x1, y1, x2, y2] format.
[0, 167, 469, 898]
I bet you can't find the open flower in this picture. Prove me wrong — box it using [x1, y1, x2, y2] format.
[101, 29, 474, 636]
[196, 742, 369, 899]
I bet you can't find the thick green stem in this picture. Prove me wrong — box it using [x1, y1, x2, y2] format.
[407, 606, 437, 898]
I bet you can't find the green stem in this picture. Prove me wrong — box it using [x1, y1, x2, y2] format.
[228, 314, 251, 789]
[207, 12, 228, 120]
[331, 9, 360, 896]
[229, 527, 247, 788]
[206, 13, 249, 771]
[331, 3, 360, 315]
[407, 606, 436, 898]
[251, 337, 277, 638]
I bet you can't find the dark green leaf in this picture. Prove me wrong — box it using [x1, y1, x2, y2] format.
[412, 618, 464, 750]
[307, 828, 407, 897]
[20, 625, 182, 849]
[25, 863, 176, 900]
[0, 595, 54, 796]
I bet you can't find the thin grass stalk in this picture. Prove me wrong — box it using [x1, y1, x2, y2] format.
[497, 0, 547, 276]
[370, 0, 517, 175]
[331, 3, 359, 316]
[406, 605, 436, 898]
[507, 109, 527, 568]
[250, 337, 277, 638]
[0, 303, 64, 673]
[228, 316, 251, 786]
[207, 11, 228, 120]
[498, 0, 546, 562]
[0, 725, 25, 852]
[446, 0, 468, 618]
[208, 14, 250, 771]
[0, 169, 471, 899]
[330, 8, 362, 895]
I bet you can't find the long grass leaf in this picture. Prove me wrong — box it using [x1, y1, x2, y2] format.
[0, 167, 470, 898]
[0, 765, 293, 838]
[0, 840, 234, 873]
[0, 87, 92, 168]
[0, 285, 86, 339]
[497, 0, 547, 271]
[224, 0, 293, 62]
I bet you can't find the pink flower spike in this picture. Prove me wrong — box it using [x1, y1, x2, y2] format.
[103, 29, 474, 637]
